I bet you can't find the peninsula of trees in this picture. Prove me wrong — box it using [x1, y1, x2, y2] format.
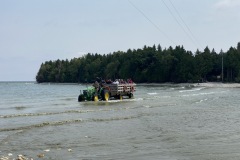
[36, 43, 240, 83]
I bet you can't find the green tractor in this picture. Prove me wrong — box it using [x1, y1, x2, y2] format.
[78, 86, 110, 102]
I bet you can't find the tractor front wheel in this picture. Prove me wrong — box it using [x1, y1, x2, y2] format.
[78, 95, 84, 102]
[93, 95, 99, 101]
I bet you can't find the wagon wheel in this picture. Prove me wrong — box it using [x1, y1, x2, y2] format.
[128, 93, 134, 99]
[119, 95, 123, 100]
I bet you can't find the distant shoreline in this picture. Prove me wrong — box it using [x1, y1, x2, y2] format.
[193, 82, 240, 88]
[1, 81, 240, 88]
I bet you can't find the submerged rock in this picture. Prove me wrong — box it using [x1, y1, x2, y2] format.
[17, 155, 27, 160]
[0, 156, 9, 160]
[37, 153, 44, 158]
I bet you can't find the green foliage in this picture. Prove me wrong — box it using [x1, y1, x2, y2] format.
[36, 42, 240, 83]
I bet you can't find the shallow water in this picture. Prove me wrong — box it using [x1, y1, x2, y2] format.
[0, 82, 240, 160]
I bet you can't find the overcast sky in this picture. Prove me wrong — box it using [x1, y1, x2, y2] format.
[0, 0, 240, 81]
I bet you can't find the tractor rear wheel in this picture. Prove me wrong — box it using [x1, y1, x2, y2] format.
[102, 90, 110, 101]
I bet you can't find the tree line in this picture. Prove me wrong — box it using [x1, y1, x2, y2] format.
[36, 43, 240, 83]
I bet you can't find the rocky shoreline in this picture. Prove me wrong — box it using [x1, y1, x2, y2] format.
[0, 148, 72, 160]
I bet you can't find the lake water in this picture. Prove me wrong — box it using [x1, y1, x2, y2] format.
[0, 82, 240, 160]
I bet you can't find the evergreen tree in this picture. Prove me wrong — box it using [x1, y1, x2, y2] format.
[237, 42, 240, 53]
[36, 43, 240, 83]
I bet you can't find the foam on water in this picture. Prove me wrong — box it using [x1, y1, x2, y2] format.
[195, 98, 208, 104]
[147, 92, 158, 95]
[179, 87, 205, 93]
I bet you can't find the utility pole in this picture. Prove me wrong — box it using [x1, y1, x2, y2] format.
[221, 50, 224, 82]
